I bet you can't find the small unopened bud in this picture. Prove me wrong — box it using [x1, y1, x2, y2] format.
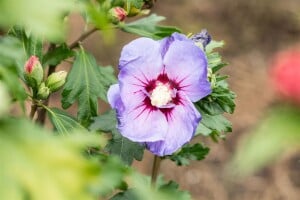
[24, 56, 44, 88]
[109, 7, 127, 24]
[37, 82, 50, 100]
[190, 29, 212, 49]
[46, 71, 67, 92]
[0, 81, 10, 118]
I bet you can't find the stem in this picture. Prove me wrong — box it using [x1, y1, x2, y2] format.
[69, 27, 98, 49]
[35, 43, 56, 125]
[29, 103, 37, 120]
[151, 155, 161, 185]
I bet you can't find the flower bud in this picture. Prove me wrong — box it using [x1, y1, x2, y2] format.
[109, 7, 127, 24]
[270, 48, 300, 104]
[37, 82, 50, 100]
[24, 56, 44, 88]
[190, 29, 212, 50]
[0, 81, 10, 118]
[46, 71, 67, 92]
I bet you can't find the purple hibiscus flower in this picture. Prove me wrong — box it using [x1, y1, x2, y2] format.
[107, 33, 211, 156]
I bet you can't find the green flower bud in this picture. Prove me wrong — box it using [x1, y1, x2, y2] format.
[46, 71, 67, 92]
[0, 81, 10, 118]
[24, 56, 44, 89]
[108, 7, 127, 24]
[37, 82, 50, 100]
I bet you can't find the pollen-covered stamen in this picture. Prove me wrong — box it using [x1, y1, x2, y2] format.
[150, 82, 173, 107]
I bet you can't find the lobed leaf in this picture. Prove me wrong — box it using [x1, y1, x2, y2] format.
[10, 27, 43, 60]
[42, 44, 74, 66]
[110, 189, 138, 200]
[119, 14, 181, 39]
[168, 143, 210, 166]
[111, 174, 191, 200]
[46, 107, 86, 135]
[105, 132, 144, 165]
[195, 39, 235, 140]
[197, 110, 232, 139]
[61, 48, 115, 125]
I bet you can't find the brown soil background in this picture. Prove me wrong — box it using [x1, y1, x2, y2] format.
[56, 0, 300, 199]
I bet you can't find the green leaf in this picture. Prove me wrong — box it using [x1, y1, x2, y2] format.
[195, 105, 232, 138]
[126, 0, 144, 9]
[45, 107, 86, 135]
[42, 44, 74, 66]
[0, 36, 26, 71]
[83, 2, 115, 41]
[119, 14, 181, 39]
[0, 0, 75, 41]
[195, 39, 235, 140]
[111, 178, 191, 200]
[168, 143, 209, 166]
[0, 66, 27, 106]
[0, 36, 27, 106]
[97, 155, 129, 196]
[10, 27, 43, 60]
[61, 48, 110, 125]
[206, 40, 227, 73]
[0, 118, 105, 200]
[130, 173, 191, 200]
[110, 189, 138, 200]
[98, 65, 117, 102]
[106, 132, 144, 165]
[197, 83, 236, 116]
[211, 81, 236, 114]
[205, 40, 225, 54]
[199, 112, 232, 136]
[90, 110, 145, 165]
[231, 105, 300, 176]
[196, 123, 212, 136]
[157, 180, 190, 200]
[90, 110, 117, 132]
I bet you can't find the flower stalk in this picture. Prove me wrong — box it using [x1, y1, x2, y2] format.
[151, 155, 161, 185]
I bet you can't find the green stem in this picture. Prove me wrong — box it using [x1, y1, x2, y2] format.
[69, 27, 98, 49]
[35, 43, 56, 125]
[151, 155, 161, 185]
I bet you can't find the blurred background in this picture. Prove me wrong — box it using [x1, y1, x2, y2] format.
[62, 0, 300, 199]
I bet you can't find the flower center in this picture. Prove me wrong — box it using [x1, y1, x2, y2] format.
[150, 83, 172, 107]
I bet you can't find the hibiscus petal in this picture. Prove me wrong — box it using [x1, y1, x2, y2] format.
[119, 37, 163, 78]
[146, 92, 201, 156]
[118, 105, 168, 142]
[107, 84, 123, 109]
[118, 37, 164, 109]
[163, 39, 211, 102]
[160, 32, 191, 57]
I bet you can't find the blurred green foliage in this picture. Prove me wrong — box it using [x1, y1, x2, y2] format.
[0, 118, 105, 200]
[231, 105, 300, 176]
[0, 0, 75, 41]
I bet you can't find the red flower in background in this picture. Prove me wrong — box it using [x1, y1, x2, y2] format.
[270, 48, 300, 104]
